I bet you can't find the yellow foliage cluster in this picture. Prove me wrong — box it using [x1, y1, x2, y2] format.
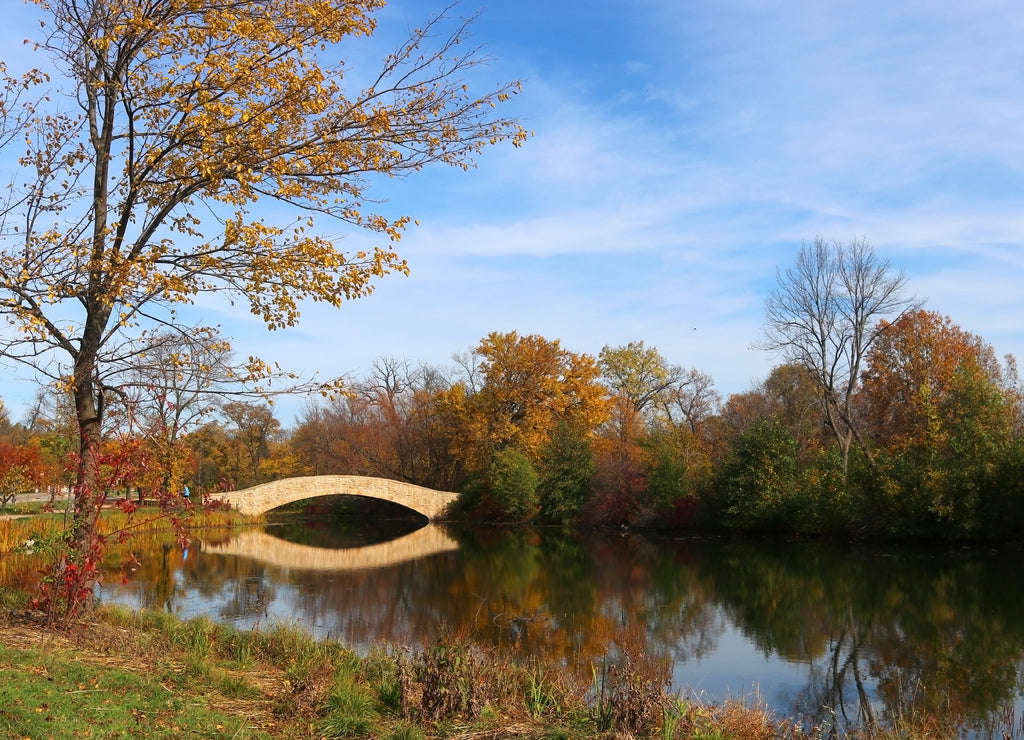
[2, 0, 525, 363]
[444, 331, 611, 475]
[0, 0, 526, 550]
[0, 0, 526, 411]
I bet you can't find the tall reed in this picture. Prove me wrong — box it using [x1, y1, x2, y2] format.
[0, 507, 252, 554]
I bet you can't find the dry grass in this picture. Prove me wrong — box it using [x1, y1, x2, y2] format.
[668, 692, 803, 740]
[0, 504, 252, 554]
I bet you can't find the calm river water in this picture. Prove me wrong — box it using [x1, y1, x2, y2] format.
[19, 509, 1024, 736]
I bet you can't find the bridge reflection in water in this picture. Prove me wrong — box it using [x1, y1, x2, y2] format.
[203, 524, 458, 571]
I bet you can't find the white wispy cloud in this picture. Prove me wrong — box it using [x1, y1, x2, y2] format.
[2, 0, 1024, 424]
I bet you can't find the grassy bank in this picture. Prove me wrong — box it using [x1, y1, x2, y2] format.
[1, 592, 1012, 739]
[0, 597, 791, 740]
[0, 502, 254, 554]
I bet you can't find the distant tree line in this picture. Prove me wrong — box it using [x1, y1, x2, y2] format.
[2, 238, 1021, 540]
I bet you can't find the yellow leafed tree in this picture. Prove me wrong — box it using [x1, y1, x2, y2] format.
[0, 0, 526, 587]
[450, 331, 610, 476]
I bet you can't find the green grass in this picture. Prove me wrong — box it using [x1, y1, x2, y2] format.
[0, 642, 266, 739]
[318, 675, 380, 738]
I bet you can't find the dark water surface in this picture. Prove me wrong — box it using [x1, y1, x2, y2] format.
[76, 515, 1024, 735]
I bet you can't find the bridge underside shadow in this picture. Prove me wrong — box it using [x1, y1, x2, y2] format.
[281, 494, 431, 528]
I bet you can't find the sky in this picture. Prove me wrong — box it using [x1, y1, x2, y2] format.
[3, 0, 1024, 425]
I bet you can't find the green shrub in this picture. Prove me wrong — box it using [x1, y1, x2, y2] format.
[489, 446, 539, 521]
[717, 420, 798, 531]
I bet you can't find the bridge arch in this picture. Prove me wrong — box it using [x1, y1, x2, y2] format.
[214, 475, 458, 520]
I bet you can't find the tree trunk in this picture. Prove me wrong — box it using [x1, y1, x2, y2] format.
[72, 363, 104, 555]
[72, 296, 110, 558]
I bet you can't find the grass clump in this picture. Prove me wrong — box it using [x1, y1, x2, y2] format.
[319, 674, 380, 737]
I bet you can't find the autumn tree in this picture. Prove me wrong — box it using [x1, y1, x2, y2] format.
[861, 310, 1019, 535]
[352, 358, 464, 487]
[181, 420, 235, 493]
[459, 332, 610, 467]
[451, 331, 609, 517]
[387, 364, 467, 491]
[0, 398, 28, 445]
[595, 343, 720, 525]
[291, 359, 463, 490]
[754, 363, 831, 463]
[290, 399, 349, 477]
[716, 365, 822, 454]
[0, 0, 525, 593]
[593, 342, 674, 521]
[646, 368, 721, 518]
[221, 401, 282, 488]
[760, 237, 916, 473]
[598, 341, 678, 425]
[289, 364, 402, 480]
[0, 441, 47, 508]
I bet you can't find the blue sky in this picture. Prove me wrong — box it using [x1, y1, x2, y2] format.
[3, 1, 1024, 424]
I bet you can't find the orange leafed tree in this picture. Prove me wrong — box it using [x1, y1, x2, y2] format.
[861, 309, 1018, 528]
[0, 440, 48, 507]
[0, 0, 526, 611]
[862, 310, 1015, 454]
[450, 331, 611, 476]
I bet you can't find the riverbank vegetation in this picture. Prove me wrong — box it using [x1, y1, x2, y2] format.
[2, 243, 1022, 547]
[3, 595, 1017, 740]
[0, 501, 251, 555]
[1, 239, 1022, 628]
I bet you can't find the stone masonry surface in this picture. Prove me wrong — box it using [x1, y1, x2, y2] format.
[214, 475, 458, 520]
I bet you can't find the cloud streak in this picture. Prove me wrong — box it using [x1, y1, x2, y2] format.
[2, 0, 1023, 424]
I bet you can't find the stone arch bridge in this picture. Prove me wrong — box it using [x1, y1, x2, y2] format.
[213, 475, 458, 520]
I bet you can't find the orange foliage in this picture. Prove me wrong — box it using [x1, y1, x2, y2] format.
[0, 441, 48, 505]
[452, 332, 611, 476]
[862, 310, 1015, 456]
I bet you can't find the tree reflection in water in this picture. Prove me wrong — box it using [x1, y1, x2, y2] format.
[797, 606, 877, 735]
[73, 525, 1024, 737]
[218, 575, 272, 622]
[698, 539, 1024, 737]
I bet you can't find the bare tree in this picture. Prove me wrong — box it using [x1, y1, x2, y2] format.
[657, 368, 721, 435]
[221, 401, 281, 487]
[113, 329, 232, 440]
[759, 237, 917, 472]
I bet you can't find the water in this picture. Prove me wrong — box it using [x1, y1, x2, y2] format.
[29, 512, 1024, 735]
